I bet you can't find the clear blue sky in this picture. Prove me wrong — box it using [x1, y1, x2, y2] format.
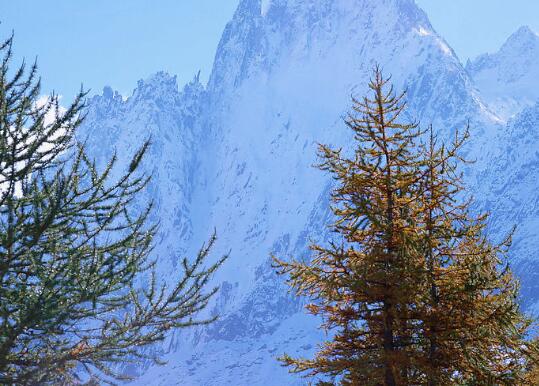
[1, 1, 538, 102]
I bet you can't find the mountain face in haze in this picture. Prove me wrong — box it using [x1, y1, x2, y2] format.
[77, 0, 539, 384]
[78, 72, 206, 276]
[475, 100, 539, 310]
[467, 26, 539, 121]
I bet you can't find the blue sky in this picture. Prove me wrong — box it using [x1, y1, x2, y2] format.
[1, 1, 538, 102]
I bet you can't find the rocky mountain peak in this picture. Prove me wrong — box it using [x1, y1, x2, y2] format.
[500, 25, 539, 54]
[130, 71, 181, 105]
[466, 26, 539, 120]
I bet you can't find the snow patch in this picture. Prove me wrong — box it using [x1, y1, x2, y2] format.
[261, 0, 272, 16]
[415, 26, 430, 36]
[438, 40, 451, 55]
[36, 95, 67, 126]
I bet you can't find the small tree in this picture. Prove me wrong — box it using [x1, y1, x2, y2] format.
[274, 68, 538, 385]
[0, 34, 226, 385]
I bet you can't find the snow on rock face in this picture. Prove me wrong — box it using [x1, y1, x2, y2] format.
[76, 1, 539, 385]
[209, 0, 489, 135]
[195, 0, 494, 343]
[78, 72, 207, 283]
[467, 26, 539, 121]
[470, 101, 539, 310]
[261, 0, 272, 16]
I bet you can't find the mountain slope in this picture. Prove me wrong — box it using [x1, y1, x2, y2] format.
[473, 101, 539, 310]
[78, 72, 207, 279]
[467, 26, 539, 121]
[77, 0, 519, 384]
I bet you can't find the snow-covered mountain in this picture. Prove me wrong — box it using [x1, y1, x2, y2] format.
[466, 26, 539, 121]
[77, 0, 539, 384]
[78, 72, 207, 279]
[474, 100, 539, 310]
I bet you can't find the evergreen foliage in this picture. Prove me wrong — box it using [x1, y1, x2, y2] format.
[274, 67, 538, 385]
[0, 34, 226, 385]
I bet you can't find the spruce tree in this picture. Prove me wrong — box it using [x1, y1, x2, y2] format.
[0, 34, 226, 385]
[274, 67, 538, 385]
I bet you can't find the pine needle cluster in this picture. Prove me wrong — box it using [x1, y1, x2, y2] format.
[0, 35, 226, 385]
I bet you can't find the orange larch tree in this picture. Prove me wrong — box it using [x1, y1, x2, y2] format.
[274, 68, 538, 386]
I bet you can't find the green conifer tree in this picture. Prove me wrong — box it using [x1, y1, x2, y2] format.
[0, 34, 226, 385]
